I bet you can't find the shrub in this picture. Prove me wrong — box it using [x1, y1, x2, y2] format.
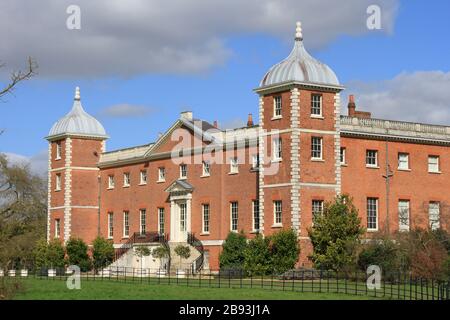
[308, 194, 365, 271]
[357, 239, 405, 279]
[66, 238, 91, 272]
[219, 231, 247, 269]
[92, 237, 114, 271]
[44, 239, 65, 269]
[243, 234, 271, 275]
[270, 229, 300, 274]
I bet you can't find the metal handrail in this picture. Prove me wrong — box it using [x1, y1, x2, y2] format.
[187, 232, 204, 273]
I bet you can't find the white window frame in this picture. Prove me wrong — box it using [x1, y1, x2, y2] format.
[202, 161, 210, 177]
[429, 202, 440, 230]
[108, 212, 114, 239]
[202, 204, 210, 234]
[123, 172, 131, 187]
[251, 154, 259, 170]
[179, 203, 187, 232]
[273, 95, 282, 118]
[140, 209, 146, 235]
[398, 200, 410, 232]
[230, 157, 239, 174]
[312, 200, 324, 224]
[140, 170, 147, 185]
[158, 167, 166, 182]
[273, 138, 282, 161]
[428, 156, 440, 173]
[55, 142, 62, 160]
[158, 208, 165, 235]
[179, 164, 187, 179]
[108, 175, 115, 189]
[311, 94, 322, 116]
[398, 153, 410, 170]
[340, 147, 346, 165]
[252, 200, 260, 232]
[123, 211, 129, 238]
[55, 219, 60, 239]
[273, 200, 282, 226]
[55, 173, 61, 191]
[230, 202, 238, 232]
[366, 150, 378, 167]
[367, 198, 378, 231]
[311, 137, 323, 160]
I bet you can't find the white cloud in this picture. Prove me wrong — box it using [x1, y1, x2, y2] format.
[345, 71, 450, 125]
[98, 104, 156, 118]
[3, 150, 48, 177]
[0, 0, 399, 78]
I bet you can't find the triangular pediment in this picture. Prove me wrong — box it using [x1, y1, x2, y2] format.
[145, 118, 220, 157]
[164, 179, 194, 193]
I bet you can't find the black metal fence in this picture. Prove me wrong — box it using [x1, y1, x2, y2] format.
[3, 267, 449, 300]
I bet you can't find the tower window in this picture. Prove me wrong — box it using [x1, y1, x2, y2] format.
[55, 173, 61, 191]
[273, 96, 282, 118]
[311, 137, 323, 160]
[54, 219, 61, 239]
[273, 138, 282, 161]
[274, 200, 282, 225]
[311, 94, 322, 116]
[340, 147, 346, 164]
[55, 142, 62, 160]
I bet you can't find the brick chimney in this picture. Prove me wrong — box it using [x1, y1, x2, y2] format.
[247, 113, 254, 127]
[347, 95, 371, 119]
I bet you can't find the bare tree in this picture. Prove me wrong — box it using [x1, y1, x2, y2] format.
[0, 57, 38, 100]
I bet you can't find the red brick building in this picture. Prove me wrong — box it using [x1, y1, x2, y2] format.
[46, 23, 450, 271]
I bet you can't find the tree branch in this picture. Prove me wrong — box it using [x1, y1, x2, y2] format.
[0, 57, 38, 100]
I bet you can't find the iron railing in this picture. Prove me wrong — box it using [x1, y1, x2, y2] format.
[113, 232, 168, 262]
[187, 232, 204, 273]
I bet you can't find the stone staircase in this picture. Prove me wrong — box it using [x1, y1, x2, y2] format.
[168, 242, 202, 272]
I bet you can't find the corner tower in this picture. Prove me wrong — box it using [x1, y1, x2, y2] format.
[46, 87, 108, 244]
[255, 22, 344, 264]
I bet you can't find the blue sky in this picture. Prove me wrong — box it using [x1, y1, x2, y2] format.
[1, 0, 450, 173]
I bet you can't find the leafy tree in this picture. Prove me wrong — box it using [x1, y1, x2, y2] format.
[152, 245, 170, 270]
[66, 238, 91, 272]
[308, 194, 365, 271]
[243, 234, 271, 275]
[0, 154, 46, 270]
[219, 231, 248, 269]
[174, 245, 191, 268]
[270, 229, 300, 274]
[92, 236, 114, 271]
[44, 239, 65, 269]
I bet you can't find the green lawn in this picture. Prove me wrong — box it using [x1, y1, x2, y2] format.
[13, 278, 380, 300]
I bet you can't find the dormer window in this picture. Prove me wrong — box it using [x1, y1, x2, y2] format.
[55, 142, 62, 160]
[273, 96, 282, 118]
[311, 94, 322, 116]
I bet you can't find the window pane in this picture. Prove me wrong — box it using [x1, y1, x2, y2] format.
[398, 200, 410, 231]
[367, 198, 378, 230]
[311, 137, 322, 159]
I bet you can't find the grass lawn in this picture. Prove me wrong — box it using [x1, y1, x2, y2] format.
[13, 278, 380, 300]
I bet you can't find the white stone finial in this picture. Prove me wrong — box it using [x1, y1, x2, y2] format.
[74, 86, 80, 100]
[295, 21, 303, 40]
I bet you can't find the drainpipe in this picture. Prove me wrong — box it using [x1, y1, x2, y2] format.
[97, 173, 101, 236]
[382, 135, 393, 235]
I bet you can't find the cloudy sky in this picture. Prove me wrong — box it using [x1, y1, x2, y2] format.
[1, 0, 449, 175]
